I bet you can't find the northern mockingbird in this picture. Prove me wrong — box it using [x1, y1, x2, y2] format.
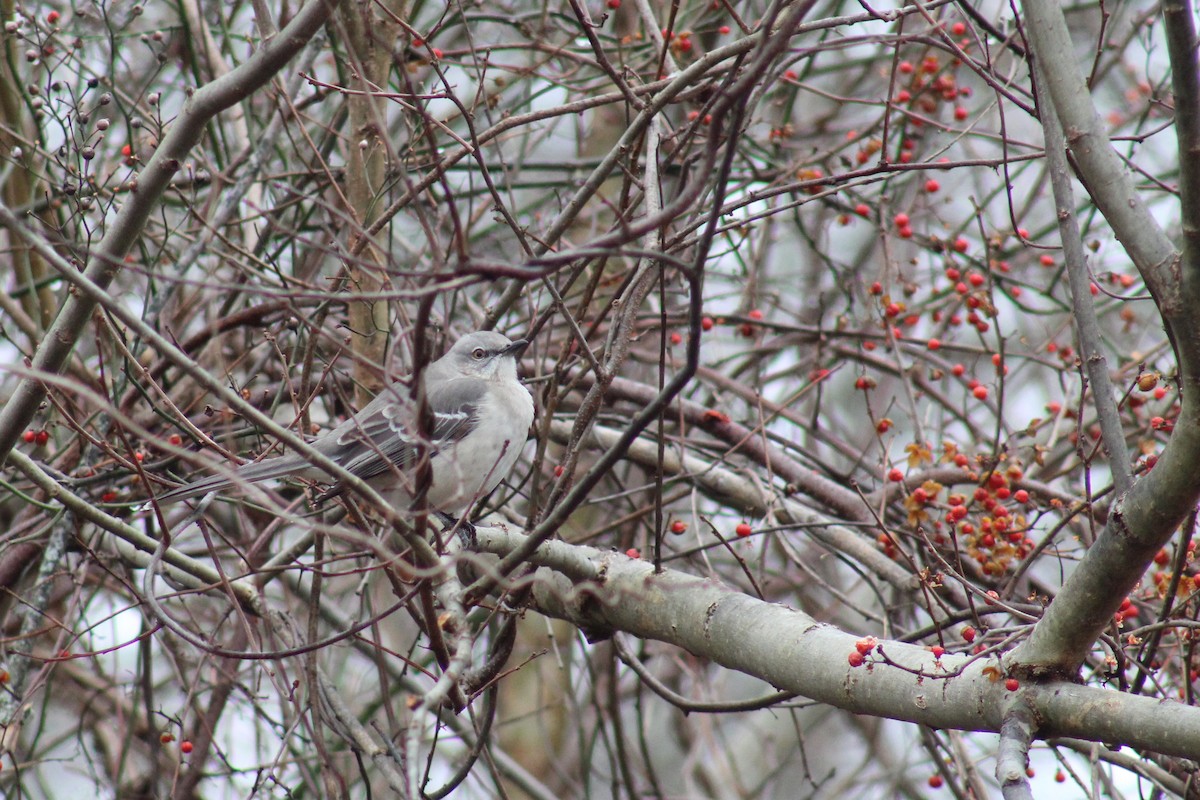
[154, 331, 534, 518]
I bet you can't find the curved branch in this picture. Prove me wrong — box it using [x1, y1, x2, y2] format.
[477, 526, 1200, 760]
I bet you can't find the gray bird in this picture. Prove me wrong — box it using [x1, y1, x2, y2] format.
[154, 331, 534, 516]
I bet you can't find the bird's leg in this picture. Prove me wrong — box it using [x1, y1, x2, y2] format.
[436, 510, 477, 549]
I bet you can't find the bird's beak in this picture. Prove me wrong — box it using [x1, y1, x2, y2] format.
[503, 339, 530, 357]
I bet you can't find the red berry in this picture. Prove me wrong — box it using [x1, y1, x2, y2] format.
[869, 281, 883, 295]
[888, 468, 904, 482]
[554, 464, 564, 477]
[748, 308, 764, 320]
[954, 106, 969, 121]
[952, 21, 966, 35]
[180, 741, 193, 754]
[897, 225, 913, 239]
[670, 520, 687, 534]
[898, 61, 914, 74]
[22, 430, 35, 443]
[953, 237, 969, 253]
[930, 645, 945, 658]
[1013, 489, 1029, 504]
[669, 332, 682, 345]
[701, 316, 714, 331]
[625, 548, 640, 558]
[855, 203, 870, 216]
[855, 636, 878, 655]
[973, 385, 988, 400]
[719, 25, 731, 34]
[607, 0, 620, 7]
[430, 48, 444, 59]
[168, 433, 183, 446]
[925, 178, 940, 193]
[1155, 549, 1170, 566]
[1005, 677, 1019, 691]
[1040, 254, 1055, 267]
[961, 626, 976, 643]
[160, 733, 174, 744]
[735, 522, 752, 538]
[894, 212, 910, 227]
[34, 430, 49, 446]
[1055, 770, 1066, 783]
[968, 272, 984, 286]
[47, 10, 61, 23]
[848, 651, 865, 667]
[928, 774, 944, 788]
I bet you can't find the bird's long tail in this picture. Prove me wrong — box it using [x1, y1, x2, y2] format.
[151, 454, 309, 504]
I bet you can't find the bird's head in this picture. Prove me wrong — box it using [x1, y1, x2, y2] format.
[442, 331, 529, 381]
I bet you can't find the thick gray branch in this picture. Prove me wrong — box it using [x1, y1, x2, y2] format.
[1019, 0, 1177, 299]
[1010, 0, 1200, 675]
[477, 527, 1200, 760]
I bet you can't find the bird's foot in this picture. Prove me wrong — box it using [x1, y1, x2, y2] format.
[436, 511, 477, 549]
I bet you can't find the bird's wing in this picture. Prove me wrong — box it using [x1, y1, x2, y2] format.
[326, 378, 487, 482]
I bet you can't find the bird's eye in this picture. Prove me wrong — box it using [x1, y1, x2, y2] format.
[472, 347, 486, 359]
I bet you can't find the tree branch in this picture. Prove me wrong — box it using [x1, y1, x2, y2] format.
[477, 526, 1200, 759]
